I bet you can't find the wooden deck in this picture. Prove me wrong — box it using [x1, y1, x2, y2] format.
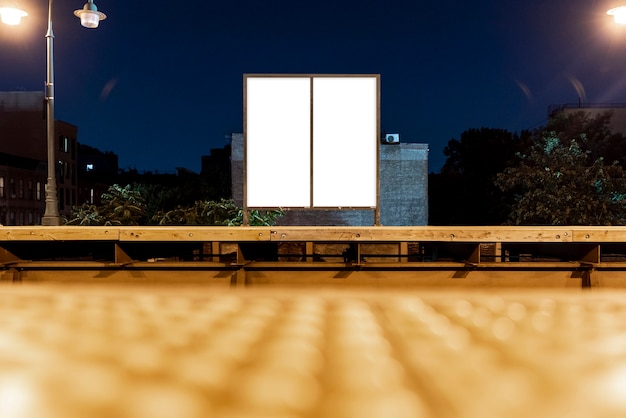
[2, 225, 626, 287]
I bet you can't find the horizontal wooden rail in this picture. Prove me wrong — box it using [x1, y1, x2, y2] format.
[1, 225, 626, 288]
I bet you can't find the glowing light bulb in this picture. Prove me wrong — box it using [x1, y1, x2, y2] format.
[608, 6, 626, 24]
[0, 7, 27, 25]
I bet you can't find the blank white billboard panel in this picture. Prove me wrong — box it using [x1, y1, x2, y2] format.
[313, 77, 378, 207]
[244, 75, 379, 209]
[245, 77, 311, 207]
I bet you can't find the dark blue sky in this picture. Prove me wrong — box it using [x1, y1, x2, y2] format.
[2, 0, 626, 173]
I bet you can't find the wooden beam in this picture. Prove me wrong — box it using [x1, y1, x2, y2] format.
[117, 226, 272, 242]
[268, 226, 574, 242]
[0, 226, 118, 241]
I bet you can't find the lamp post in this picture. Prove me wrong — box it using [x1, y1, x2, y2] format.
[0, 0, 106, 226]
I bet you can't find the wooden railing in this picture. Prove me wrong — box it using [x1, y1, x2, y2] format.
[2, 225, 626, 287]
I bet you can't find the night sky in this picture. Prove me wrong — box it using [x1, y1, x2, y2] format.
[2, 0, 626, 173]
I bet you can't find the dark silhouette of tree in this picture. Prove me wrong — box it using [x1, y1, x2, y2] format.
[429, 127, 531, 225]
[200, 144, 232, 201]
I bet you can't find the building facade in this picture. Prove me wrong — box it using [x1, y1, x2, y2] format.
[77, 143, 119, 206]
[549, 103, 626, 133]
[0, 91, 78, 225]
[230, 133, 429, 226]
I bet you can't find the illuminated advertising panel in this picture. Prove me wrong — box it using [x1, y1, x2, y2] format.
[244, 74, 379, 210]
[245, 77, 311, 207]
[312, 77, 378, 207]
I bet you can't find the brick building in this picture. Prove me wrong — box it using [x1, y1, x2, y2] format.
[0, 91, 78, 225]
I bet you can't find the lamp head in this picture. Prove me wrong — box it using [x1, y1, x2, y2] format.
[73, 0, 106, 28]
[608, 6, 626, 24]
[0, 7, 27, 25]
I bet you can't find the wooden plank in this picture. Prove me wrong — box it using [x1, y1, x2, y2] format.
[118, 226, 272, 242]
[0, 227, 119, 241]
[0, 225, 615, 243]
[268, 226, 575, 242]
[400, 242, 409, 261]
[115, 244, 134, 265]
[305, 242, 314, 263]
[579, 245, 601, 264]
[571, 227, 626, 242]
[15, 269, 234, 284]
[243, 269, 583, 287]
[0, 246, 22, 264]
[212, 242, 221, 263]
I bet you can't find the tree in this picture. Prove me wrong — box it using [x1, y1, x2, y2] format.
[429, 127, 531, 225]
[543, 110, 626, 166]
[495, 132, 626, 225]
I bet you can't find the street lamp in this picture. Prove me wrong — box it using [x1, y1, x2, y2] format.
[0, 0, 106, 225]
[608, 6, 626, 24]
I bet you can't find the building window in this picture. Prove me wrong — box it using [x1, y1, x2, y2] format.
[9, 178, 15, 199]
[36, 182, 41, 201]
[58, 160, 64, 182]
[28, 180, 33, 200]
[18, 179, 24, 199]
[59, 136, 70, 153]
[0, 177, 4, 198]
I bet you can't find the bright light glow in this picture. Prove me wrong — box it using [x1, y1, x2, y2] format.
[608, 6, 626, 24]
[0, 7, 27, 25]
[244, 75, 379, 209]
[312, 77, 378, 207]
[73, 2, 107, 29]
[246, 77, 312, 207]
[76, 10, 102, 28]
[0, 376, 37, 418]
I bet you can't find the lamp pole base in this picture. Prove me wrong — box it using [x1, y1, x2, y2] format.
[41, 215, 61, 226]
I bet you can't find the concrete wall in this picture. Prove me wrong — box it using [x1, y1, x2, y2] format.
[231, 133, 428, 226]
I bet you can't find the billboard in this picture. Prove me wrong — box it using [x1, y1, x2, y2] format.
[244, 74, 379, 210]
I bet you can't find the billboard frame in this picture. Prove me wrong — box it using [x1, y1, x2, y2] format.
[243, 74, 381, 226]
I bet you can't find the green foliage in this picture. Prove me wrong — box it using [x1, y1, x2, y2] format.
[67, 185, 283, 227]
[152, 199, 283, 226]
[64, 203, 105, 226]
[495, 129, 626, 225]
[433, 110, 626, 226]
[228, 208, 285, 227]
[543, 110, 626, 166]
[65, 184, 148, 226]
